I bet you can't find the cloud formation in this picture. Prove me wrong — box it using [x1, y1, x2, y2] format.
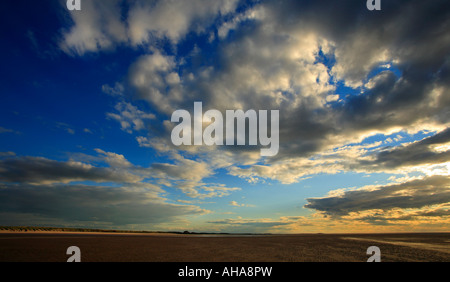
[0, 182, 208, 227]
[61, 0, 450, 168]
[100, 0, 450, 191]
[60, 0, 127, 55]
[0, 152, 212, 227]
[0, 156, 141, 184]
[5, 0, 449, 232]
[305, 175, 450, 219]
[362, 128, 450, 169]
[106, 102, 156, 134]
[60, 0, 239, 54]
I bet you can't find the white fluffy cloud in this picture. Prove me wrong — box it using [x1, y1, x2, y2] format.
[60, 0, 240, 55]
[128, 52, 183, 114]
[60, 0, 127, 55]
[106, 102, 156, 133]
[127, 0, 239, 45]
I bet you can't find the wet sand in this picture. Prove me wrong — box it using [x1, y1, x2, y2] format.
[0, 232, 448, 262]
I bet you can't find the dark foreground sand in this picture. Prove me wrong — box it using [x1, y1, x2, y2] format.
[0, 232, 448, 262]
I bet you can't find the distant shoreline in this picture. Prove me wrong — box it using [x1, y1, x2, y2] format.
[0, 226, 267, 236]
[1, 226, 448, 236]
[0, 226, 173, 235]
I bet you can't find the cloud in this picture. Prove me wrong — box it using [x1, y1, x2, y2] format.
[61, 0, 450, 167]
[205, 215, 319, 233]
[150, 155, 213, 183]
[177, 183, 240, 199]
[362, 128, 450, 169]
[102, 82, 124, 97]
[127, 0, 239, 45]
[132, 145, 243, 198]
[137, 136, 173, 153]
[73, 147, 242, 200]
[265, 0, 450, 160]
[229, 201, 240, 207]
[0, 149, 217, 228]
[0, 126, 17, 134]
[106, 102, 156, 133]
[0, 147, 244, 229]
[120, 0, 450, 175]
[55, 122, 75, 135]
[0, 182, 208, 227]
[0, 156, 142, 185]
[0, 145, 243, 205]
[207, 209, 450, 233]
[62, 0, 449, 184]
[335, 204, 450, 225]
[60, 0, 127, 55]
[229, 157, 339, 184]
[155, 157, 241, 198]
[53, 0, 450, 231]
[0, 152, 15, 157]
[208, 217, 290, 229]
[94, 148, 133, 168]
[229, 129, 450, 184]
[229, 201, 255, 207]
[60, 0, 240, 55]
[128, 52, 183, 114]
[304, 175, 450, 218]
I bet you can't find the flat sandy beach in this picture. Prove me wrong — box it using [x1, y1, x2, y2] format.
[0, 232, 448, 262]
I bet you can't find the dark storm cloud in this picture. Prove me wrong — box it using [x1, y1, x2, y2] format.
[0, 154, 212, 227]
[0, 156, 141, 184]
[152, 0, 450, 161]
[304, 175, 450, 217]
[0, 183, 206, 226]
[361, 128, 450, 169]
[274, 0, 450, 159]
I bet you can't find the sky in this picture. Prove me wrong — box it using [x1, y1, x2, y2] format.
[0, 0, 449, 233]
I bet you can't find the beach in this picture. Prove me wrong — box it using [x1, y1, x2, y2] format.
[0, 232, 448, 262]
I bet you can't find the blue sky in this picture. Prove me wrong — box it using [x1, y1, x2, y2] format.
[0, 0, 449, 233]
